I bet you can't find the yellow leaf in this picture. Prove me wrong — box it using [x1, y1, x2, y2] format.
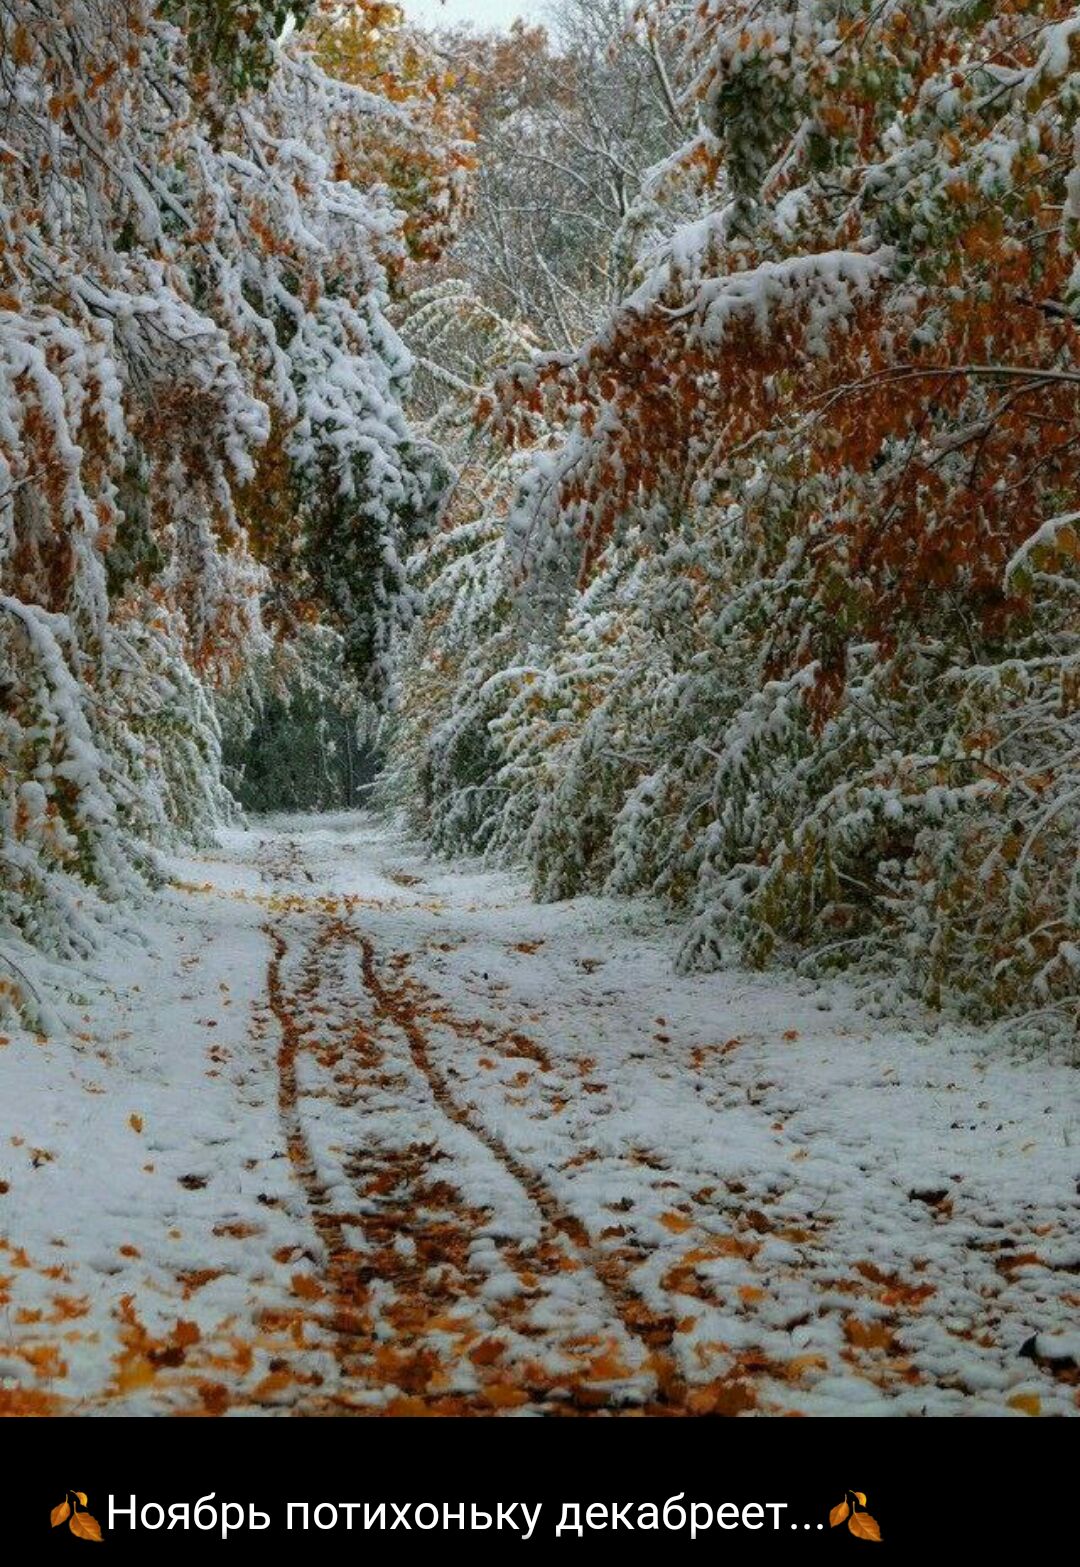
[829, 1500, 849, 1527]
[51, 1500, 71, 1527]
[854, 1492, 867, 1505]
[129, 1114, 143, 1134]
[1008, 1392, 1041, 1417]
[70, 1512, 103, 1541]
[75, 1493, 88, 1506]
[849, 1512, 882, 1542]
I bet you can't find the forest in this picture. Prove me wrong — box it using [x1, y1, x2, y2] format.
[2, 0, 1079, 1423]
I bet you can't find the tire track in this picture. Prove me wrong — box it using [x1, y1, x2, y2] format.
[259, 827, 688, 1412]
[356, 926, 689, 1411]
[265, 923, 379, 1366]
[265, 912, 646, 1412]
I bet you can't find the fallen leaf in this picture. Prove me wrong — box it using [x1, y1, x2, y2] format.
[51, 1500, 71, 1527]
[129, 1114, 143, 1134]
[70, 1512, 103, 1542]
[198, 1381, 230, 1416]
[783, 1354, 827, 1381]
[829, 1500, 849, 1528]
[482, 1383, 530, 1409]
[290, 1273, 324, 1300]
[1007, 1392, 1041, 1417]
[684, 1379, 757, 1416]
[844, 1318, 896, 1352]
[469, 1338, 505, 1367]
[587, 1351, 631, 1381]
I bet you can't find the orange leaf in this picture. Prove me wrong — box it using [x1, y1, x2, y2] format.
[684, 1379, 757, 1416]
[829, 1500, 849, 1527]
[70, 1512, 103, 1541]
[849, 1512, 882, 1542]
[198, 1381, 230, 1416]
[660, 1212, 692, 1234]
[51, 1500, 71, 1527]
[587, 1351, 630, 1381]
[844, 1318, 896, 1351]
[129, 1114, 143, 1134]
[482, 1383, 529, 1409]
[290, 1273, 324, 1300]
[1007, 1392, 1041, 1417]
[468, 1338, 505, 1367]
[854, 1492, 866, 1506]
[75, 1493, 88, 1506]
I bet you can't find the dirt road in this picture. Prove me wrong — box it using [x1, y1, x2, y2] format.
[2, 815, 1077, 1416]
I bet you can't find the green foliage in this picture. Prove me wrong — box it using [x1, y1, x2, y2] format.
[222, 632, 380, 814]
[162, 1, 313, 98]
[225, 681, 378, 814]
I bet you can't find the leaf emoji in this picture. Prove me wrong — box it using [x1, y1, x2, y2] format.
[829, 1500, 849, 1527]
[848, 1512, 882, 1542]
[51, 1500, 71, 1527]
[854, 1492, 867, 1506]
[129, 1114, 143, 1134]
[75, 1493, 88, 1505]
[70, 1511, 103, 1541]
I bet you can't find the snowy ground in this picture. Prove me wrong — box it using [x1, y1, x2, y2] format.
[1, 813, 1078, 1416]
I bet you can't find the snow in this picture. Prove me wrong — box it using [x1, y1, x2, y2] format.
[1006, 511, 1080, 585]
[1, 813, 1077, 1416]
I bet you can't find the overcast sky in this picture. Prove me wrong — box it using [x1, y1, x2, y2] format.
[402, 0, 541, 30]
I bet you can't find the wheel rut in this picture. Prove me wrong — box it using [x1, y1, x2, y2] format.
[265, 924, 380, 1375]
[356, 923, 687, 1411]
[264, 893, 691, 1413]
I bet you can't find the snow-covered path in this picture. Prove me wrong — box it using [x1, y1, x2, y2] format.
[2, 814, 1078, 1416]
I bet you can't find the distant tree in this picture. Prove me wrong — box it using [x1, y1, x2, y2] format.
[429, 1, 683, 348]
[222, 630, 380, 814]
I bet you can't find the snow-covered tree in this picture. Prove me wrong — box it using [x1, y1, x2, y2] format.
[0, 0, 463, 1022]
[393, 0, 1080, 1042]
[424, 2, 683, 348]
